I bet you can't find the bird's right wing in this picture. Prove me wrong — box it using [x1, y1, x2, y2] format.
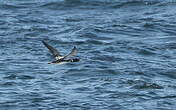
[42, 41, 62, 59]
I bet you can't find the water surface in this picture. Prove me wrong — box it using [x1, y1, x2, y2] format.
[1, 0, 176, 109]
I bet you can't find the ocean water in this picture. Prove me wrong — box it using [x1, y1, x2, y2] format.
[1, 0, 176, 109]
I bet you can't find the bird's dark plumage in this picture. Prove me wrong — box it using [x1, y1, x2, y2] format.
[42, 41, 62, 59]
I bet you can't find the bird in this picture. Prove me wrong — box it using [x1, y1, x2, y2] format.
[42, 41, 80, 64]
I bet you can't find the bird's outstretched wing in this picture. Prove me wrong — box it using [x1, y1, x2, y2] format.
[42, 41, 62, 59]
[63, 46, 77, 59]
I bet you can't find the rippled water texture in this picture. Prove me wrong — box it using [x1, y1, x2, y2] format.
[1, 0, 176, 109]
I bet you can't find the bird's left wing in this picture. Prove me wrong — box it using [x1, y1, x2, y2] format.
[42, 41, 62, 59]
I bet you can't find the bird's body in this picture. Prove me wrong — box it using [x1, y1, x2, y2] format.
[42, 41, 79, 64]
[48, 58, 80, 64]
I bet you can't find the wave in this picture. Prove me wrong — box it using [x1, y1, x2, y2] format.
[0, 0, 174, 11]
[0, 3, 25, 10]
[39, 0, 164, 10]
[1, 0, 175, 11]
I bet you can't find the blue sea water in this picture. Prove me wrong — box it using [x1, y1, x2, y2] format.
[1, 0, 176, 109]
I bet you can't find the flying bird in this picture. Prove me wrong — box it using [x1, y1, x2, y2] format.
[42, 41, 79, 64]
